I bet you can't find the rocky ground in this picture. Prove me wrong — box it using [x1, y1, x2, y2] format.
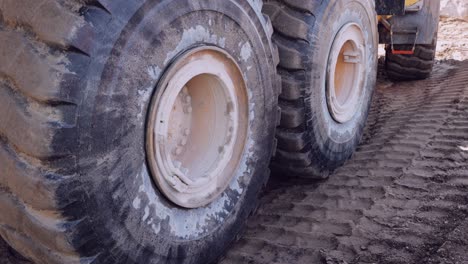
[436, 17, 468, 61]
[1, 18, 468, 264]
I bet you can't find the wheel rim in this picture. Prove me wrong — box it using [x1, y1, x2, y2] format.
[326, 23, 366, 124]
[146, 47, 248, 208]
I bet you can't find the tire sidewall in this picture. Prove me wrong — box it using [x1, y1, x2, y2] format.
[72, 1, 276, 263]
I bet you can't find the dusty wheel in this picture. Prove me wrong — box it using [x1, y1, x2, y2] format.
[264, 0, 378, 178]
[385, 40, 438, 81]
[146, 47, 249, 208]
[0, 1, 279, 263]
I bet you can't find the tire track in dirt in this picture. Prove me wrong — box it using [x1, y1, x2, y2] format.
[426, 217, 468, 264]
[220, 60, 468, 264]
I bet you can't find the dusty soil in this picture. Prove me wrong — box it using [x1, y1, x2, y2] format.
[1, 18, 467, 264]
[436, 17, 468, 61]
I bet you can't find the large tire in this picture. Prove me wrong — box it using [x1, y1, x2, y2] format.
[385, 41, 437, 81]
[264, 0, 378, 178]
[0, 1, 279, 263]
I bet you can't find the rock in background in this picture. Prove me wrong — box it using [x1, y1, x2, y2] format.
[441, 0, 468, 21]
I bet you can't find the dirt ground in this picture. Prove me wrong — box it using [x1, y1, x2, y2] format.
[1, 18, 467, 264]
[436, 17, 468, 61]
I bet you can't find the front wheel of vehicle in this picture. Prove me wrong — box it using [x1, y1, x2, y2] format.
[0, 1, 279, 263]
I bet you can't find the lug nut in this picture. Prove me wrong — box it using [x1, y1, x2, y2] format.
[173, 147, 183, 156]
[184, 106, 193, 113]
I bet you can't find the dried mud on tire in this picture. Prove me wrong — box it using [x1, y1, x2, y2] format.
[220, 60, 468, 264]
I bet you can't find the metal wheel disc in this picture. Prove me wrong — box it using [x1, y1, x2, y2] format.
[326, 23, 367, 124]
[146, 47, 248, 208]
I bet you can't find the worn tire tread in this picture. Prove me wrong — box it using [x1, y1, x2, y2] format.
[0, 1, 97, 263]
[264, 0, 326, 178]
[385, 44, 437, 81]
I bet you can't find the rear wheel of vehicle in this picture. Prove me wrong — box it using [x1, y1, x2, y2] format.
[385, 40, 438, 81]
[0, 1, 279, 263]
[264, 0, 378, 178]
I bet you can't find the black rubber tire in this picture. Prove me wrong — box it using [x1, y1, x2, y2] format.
[385, 42, 437, 81]
[0, 1, 279, 264]
[263, 0, 378, 178]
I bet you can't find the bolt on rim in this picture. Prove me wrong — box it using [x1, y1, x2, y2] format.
[146, 47, 248, 208]
[326, 23, 367, 124]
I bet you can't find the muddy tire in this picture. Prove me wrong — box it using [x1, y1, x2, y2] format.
[0, 1, 279, 263]
[385, 42, 437, 81]
[264, 0, 378, 178]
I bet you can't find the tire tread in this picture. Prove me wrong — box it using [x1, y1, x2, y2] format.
[264, 0, 326, 178]
[0, 1, 92, 263]
[385, 44, 436, 81]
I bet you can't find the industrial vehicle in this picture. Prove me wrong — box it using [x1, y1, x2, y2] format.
[0, 0, 440, 263]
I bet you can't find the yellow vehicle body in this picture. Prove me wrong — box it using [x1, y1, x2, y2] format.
[406, 0, 420, 6]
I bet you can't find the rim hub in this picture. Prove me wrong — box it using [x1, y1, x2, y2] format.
[146, 47, 248, 208]
[326, 23, 366, 123]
